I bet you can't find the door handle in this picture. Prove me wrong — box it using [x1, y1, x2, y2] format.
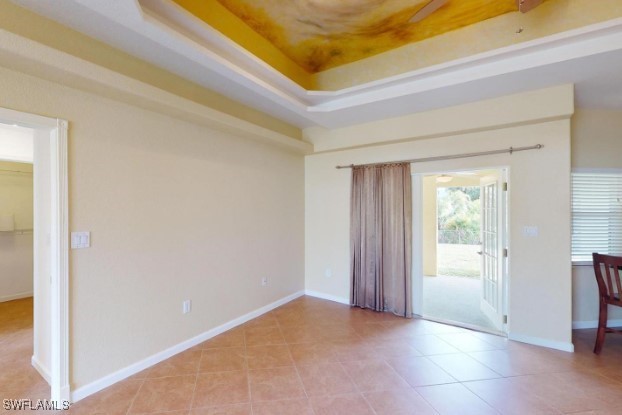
[477, 251, 483, 255]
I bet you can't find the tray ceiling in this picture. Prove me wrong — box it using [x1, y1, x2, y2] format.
[174, 0, 521, 73]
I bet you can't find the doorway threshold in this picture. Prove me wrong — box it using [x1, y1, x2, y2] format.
[418, 314, 506, 337]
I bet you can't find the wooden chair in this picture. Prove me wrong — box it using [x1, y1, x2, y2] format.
[592, 252, 622, 354]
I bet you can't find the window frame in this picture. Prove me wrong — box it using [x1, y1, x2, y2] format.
[571, 168, 622, 266]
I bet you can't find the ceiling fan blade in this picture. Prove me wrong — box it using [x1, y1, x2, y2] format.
[516, 0, 544, 13]
[409, 0, 449, 23]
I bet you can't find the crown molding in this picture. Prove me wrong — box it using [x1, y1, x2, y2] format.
[0, 28, 312, 154]
[12, 0, 622, 129]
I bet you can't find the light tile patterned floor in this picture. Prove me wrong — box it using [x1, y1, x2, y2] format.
[3, 296, 622, 414]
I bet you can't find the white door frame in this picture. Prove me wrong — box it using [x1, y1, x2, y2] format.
[411, 166, 509, 335]
[0, 106, 69, 402]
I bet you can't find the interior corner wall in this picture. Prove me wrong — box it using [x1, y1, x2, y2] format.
[0, 64, 305, 390]
[571, 109, 622, 327]
[422, 177, 437, 276]
[0, 161, 33, 302]
[305, 89, 573, 349]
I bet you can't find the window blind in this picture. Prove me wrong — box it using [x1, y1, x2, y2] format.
[571, 173, 622, 262]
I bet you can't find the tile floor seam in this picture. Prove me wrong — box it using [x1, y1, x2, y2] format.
[336, 360, 379, 415]
[242, 326, 254, 415]
[409, 353, 461, 385]
[358, 391, 380, 415]
[124, 378, 146, 415]
[458, 380, 502, 412]
[414, 384, 462, 415]
[187, 372, 200, 413]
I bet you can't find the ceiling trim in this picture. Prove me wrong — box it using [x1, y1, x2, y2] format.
[0, 28, 312, 154]
[12, 0, 622, 129]
[130, 2, 622, 120]
[305, 84, 574, 153]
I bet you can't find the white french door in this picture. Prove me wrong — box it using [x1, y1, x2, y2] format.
[479, 174, 505, 331]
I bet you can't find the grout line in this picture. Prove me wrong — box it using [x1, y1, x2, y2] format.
[275, 300, 317, 414]
[124, 379, 145, 415]
[187, 370, 200, 412]
[244, 325, 254, 415]
[337, 361, 378, 415]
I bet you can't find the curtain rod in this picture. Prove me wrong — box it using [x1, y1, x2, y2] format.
[335, 144, 543, 169]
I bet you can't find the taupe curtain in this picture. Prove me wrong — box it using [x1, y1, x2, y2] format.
[350, 163, 413, 317]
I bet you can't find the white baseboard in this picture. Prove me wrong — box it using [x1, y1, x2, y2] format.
[31, 355, 51, 385]
[305, 290, 350, 305]
[508, 332, 574, 352]
[572, 319, 622, 329]
[71, 290, 305, 403]
[1, 291, 33, 303]
[305, 290, 577, 353]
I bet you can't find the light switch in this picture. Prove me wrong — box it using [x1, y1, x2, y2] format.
[522, 226, 539, 237]
[71, 231, 90, 249]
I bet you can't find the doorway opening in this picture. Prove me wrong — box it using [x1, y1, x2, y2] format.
[416, 168, 508, 334]
[0, 125, 42, 400]
[0, 107, 69, 405]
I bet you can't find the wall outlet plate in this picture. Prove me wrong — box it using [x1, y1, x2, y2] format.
[261, 277, 268, 286]
[182, 300, 192, 314]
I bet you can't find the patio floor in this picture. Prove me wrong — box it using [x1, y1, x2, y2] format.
[422, 275, 497, 332]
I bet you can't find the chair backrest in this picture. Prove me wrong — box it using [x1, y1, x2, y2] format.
[593, 253, 622, 305]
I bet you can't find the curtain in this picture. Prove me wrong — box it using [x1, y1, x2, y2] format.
[350, 163, 413, 317]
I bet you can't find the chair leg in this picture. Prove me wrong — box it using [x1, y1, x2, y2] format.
[594, 299, 608, 354]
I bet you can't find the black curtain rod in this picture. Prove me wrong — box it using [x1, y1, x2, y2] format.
[335, 144, 543, 169]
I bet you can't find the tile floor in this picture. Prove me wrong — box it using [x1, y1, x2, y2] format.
[2, 296, 622, 414]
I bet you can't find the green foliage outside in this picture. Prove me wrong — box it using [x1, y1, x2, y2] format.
[437, 187, 481, 278]
[437, 187, 481, 245]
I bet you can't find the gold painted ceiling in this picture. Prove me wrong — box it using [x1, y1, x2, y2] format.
[175, 0, 524, 73]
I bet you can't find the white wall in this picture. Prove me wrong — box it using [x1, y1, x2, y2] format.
[0, 65, 305, 390]
[0, 123, 34, 163]
[571, 109, 622, 327]
[305, 86, 574, 350]
[32, 129, 52, 380]
[0, 160, 33, 302]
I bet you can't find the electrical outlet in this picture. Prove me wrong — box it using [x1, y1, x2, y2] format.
[182, 300, 192, 314]
[324, 268, 332, 278]
[261, 277, 268, 286]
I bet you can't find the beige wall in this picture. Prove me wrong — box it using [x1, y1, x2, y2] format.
[571, 109, 622, 326]
[0, 65, 305, 389]
[0, 2, 301, 139]
[571, 109, 622, 170]
[422, 176, 437, 276]
[306, 86, 573, 349]
[0, 161, 33, 302]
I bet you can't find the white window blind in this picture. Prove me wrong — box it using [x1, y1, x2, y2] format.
[571, 172, 622, 262]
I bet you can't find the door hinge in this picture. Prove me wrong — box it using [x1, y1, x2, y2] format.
[503, 182, 508, 191]
[503, 315, 508, 324]
[503, 248, 508, 257]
